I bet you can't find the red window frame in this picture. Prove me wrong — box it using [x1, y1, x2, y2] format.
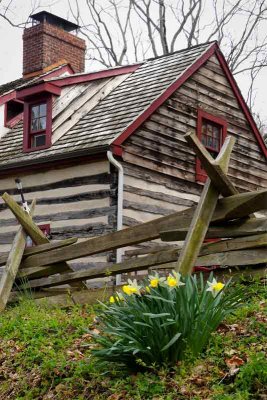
[23, 95, 52, 152]
[4, 100, 24, 128]
[196, 110, 227, 182]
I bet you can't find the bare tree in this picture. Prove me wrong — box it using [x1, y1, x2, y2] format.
[1, 0, 267, 129]
[66, 0, 267, 130]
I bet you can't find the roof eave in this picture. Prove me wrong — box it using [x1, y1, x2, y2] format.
[0, 145, 109, 175]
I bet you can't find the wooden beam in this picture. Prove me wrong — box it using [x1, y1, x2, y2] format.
[15, 264, 266, 307]
[0, 238, 78, 267]
[195, 248, 267, 267]
[21, 189, 267, 270]
[0, 201, 35, 312]
[215, 190, 267, 221]
[2, 193, 48, 245]
[176, 135, 235, 275]
[160, 218, 267, 241]
[2, 193, 86, 288]
[185, 131, 238, 196]
[17, 264, 73, 280]
[200, 233, 267, 255]
[19, 244, 267, 290]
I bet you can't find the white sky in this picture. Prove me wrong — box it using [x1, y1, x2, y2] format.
[0, 0, 266, 123]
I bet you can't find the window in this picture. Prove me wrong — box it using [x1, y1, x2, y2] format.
[4, 100, 24, 128]
[196, 110, 227, 182]
[26, 224, 51, 248]
[23, 96, 52, 152]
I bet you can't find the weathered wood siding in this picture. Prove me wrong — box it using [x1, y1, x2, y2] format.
[0, 160, 115, 270]
[122, 54, 267, 236]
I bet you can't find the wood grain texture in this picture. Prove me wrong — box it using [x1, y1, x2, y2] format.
[0, 201, 35, 312]
[21, 189, 267, 269]
[176, 135, 235, 275]
[160, 218, 267, 241]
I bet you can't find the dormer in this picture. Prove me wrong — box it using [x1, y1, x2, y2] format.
[16, 82, 61, 152]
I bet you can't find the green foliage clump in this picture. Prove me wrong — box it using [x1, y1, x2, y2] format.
[235, 352, 267, 393]
[93, 272, 244, 370]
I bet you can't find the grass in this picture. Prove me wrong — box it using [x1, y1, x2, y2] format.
[0, 280, 266, 400]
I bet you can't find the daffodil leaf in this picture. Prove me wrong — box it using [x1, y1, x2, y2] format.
[143, 312, 170, 318]
[161, 332, 182, 352]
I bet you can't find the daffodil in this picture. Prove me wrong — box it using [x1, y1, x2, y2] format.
[148, 272, 165, 288]
[109, 293, 124, 303]
[206, 278, 225, 297]
[166, 271, 185, 289]
[122, 279, 141, 296]
[145, 286, 151, 293]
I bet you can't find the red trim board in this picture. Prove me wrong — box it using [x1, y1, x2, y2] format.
[112, 43, 218, 148]
[16, 82, 61, 100]
[214, 48, 267, 159]
[50, 64, 140, 87]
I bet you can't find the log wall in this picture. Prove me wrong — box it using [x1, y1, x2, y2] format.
[0, 159, 115, 271]
[122, 55, 267, 244]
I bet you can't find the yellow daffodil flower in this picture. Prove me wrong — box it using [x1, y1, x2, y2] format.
[167, 276, 177, 287]
[122, 279, 141, 296]
[109, 293, 124, 303]
[207, 278, 225, 297]
[150, 278, 159, 287]
[109, 295, 116, 303]
[148, 272, 166, 288]
[166, 271, 185, 289]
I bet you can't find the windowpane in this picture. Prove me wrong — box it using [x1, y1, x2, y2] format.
[31, 133, 46, 148]
[31, 105, 39, 119]
[39, 104, 47, 117]
[201, 119, 222, 152]
[30, 103, 47, 133]
[39, 117, 46, 130]
[31, 118, 39, 132]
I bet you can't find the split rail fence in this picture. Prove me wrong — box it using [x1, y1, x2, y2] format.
[0, 132, 266, 310]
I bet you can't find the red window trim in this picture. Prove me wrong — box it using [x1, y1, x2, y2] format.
[196, 109, 227, 183]
[4, 99, 24, 128]
[23, 95, 52, 152]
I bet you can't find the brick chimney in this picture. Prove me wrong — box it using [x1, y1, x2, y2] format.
[23, 11, 86, 77]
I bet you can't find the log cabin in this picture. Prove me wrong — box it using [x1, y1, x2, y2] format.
[0, 11, 266, 274]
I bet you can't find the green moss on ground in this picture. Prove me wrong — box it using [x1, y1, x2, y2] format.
[0, 281, 266, 400]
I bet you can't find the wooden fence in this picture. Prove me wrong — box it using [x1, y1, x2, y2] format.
[0, 132, 266, 310]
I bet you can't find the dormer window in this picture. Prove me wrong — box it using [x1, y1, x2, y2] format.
[23, 96, 52, 152]
[4, 100, 24, 128]
[30, 102, 47, 147]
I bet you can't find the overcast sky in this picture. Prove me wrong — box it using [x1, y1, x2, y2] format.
[0, 0, 266, 123]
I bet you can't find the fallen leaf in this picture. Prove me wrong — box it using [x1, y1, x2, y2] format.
[225, 355, 245, 368]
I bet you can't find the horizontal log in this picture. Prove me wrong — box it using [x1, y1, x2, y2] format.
[16, 264, 267, 307]
[0, 206, 116, 228]
[0, 173, 110, 198]
[0, 238, 78, 267]
[19, 243, 267, 290]
[21, 190, 267, 269]
[200, 233, 267, 255]
[161, 218, 267, 241]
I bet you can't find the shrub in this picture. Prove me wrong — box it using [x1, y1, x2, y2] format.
[92, 272, 244, 370]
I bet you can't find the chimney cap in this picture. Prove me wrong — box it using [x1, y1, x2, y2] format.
[30, 11, 80, 32]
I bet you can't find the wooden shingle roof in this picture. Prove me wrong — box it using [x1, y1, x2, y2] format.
[0, 42, 240, 169]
